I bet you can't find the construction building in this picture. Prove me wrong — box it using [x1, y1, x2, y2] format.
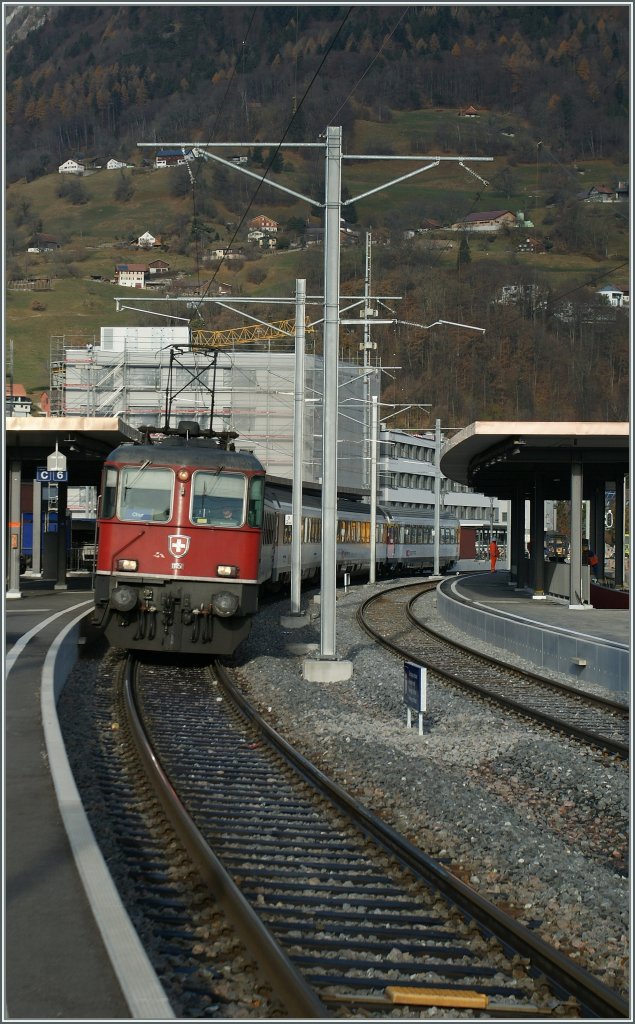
[49, 325, 377, 490]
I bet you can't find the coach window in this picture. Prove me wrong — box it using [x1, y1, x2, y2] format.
[101, 467, 118, 518]
[119, 466, 173, 522]
[191, 471, 245, 526]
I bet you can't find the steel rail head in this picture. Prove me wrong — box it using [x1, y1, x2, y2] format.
[214, 653, 629, 1021]
[121, 656, 330, 1019]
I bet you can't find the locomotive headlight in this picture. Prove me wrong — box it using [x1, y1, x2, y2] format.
[177, 469, 190, 482]
[217, 564, 238, 577]
[211, 591, 239, 617]
[110, 585, 138, 613]
[116, 558, 138, 571]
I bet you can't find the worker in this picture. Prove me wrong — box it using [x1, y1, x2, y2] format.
[489, 538, 500, 572]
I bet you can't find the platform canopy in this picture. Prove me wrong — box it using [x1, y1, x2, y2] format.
[440, 421, 630, 500]
[5, 416, 142, 486]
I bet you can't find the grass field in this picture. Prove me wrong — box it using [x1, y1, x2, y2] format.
[5, 113, 629, 396]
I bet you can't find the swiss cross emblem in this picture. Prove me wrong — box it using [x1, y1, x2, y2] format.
[168, 534, 190, 558]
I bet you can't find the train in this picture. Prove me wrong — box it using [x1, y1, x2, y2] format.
[93, 421, 459, 656]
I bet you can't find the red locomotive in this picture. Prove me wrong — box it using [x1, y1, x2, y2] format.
[93, 421, 266, 655]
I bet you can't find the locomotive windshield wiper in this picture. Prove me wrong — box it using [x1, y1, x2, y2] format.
[124, 459, 152, 492]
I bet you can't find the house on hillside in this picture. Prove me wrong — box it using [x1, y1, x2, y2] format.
[27, 233, 61, 252]
[249, 215, 278, 233]
[115, 264, 148, 288]
[596, 284, 628, 308]
[107, 158, 134, 170]
[58, 159, 85, 175]
[208, 247, 244, 261]
[5, 384, 32, 416]
[419, 218, 442, 231]
[148, 259, 169, 274]
[137, 231, 162, 248]
[459, 105, 481, 117]
[516, 236, 545, 253]
[585, 185, 618, 202]
[451, 210, 516, 232]
[247, 230, 277, 249]
[154, 149, 193, 168]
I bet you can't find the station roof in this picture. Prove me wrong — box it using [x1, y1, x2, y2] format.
[5, 416, 142, 486]
[440, 421, 630, 500]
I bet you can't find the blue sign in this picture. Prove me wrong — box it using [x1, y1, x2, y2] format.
[36, 468, 68, 482]
[404, 662, 426, 713]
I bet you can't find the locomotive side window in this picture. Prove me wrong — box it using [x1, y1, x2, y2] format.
[101, 467, 118, 519]
[119, 466, 173, 522]
[191, 470, 246, 527]
[247, 476, 265, 527]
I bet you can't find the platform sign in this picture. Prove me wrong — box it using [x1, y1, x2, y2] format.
[403, 661, 427, 735]
[36, 468, 68, 482]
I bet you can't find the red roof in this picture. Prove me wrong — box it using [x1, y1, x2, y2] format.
[6, 383, 27, 397]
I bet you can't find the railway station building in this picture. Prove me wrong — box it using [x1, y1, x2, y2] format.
[440, 421, 630, 607]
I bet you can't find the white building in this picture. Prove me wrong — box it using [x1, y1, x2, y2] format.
[114, 264, 147, 288]
[596, 284, 628, 308]
[378, 427, 509, 568]
[5, 384, 32, 416]
[58, 159, 85, 175]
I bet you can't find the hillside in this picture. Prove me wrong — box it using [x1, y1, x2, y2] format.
[4, 5, 630, 425]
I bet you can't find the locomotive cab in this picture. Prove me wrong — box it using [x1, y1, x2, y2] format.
[94, 437, 265, 656]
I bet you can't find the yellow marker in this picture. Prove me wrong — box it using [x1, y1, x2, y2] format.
[386, 986, 489, 1009]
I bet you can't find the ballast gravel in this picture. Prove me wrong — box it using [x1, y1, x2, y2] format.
[231, 579, 629, 998]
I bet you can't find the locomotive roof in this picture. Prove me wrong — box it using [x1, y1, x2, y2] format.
[106, 437, 264, 472]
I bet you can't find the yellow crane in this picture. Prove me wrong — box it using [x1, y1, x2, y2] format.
[190, 318, 315, 349]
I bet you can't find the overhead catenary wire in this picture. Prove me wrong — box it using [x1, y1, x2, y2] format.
[188, 6, 354, 325]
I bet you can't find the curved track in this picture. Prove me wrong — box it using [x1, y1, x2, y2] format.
[122, 653, 628, 1019]
[357, 582, 629, 758]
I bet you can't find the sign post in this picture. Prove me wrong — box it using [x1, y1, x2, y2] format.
[403, 661, 427, 736]
[36, 468, 69, 483]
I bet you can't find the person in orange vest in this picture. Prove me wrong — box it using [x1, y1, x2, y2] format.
[489, 538, 500, 572]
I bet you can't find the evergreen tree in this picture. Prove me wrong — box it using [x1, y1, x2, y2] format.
[456, 234, 471, 271]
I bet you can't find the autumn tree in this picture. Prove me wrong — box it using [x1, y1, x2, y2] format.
[114, 172, 134, 202]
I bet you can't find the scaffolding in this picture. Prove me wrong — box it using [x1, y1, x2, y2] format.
[49, 326, 376, 488]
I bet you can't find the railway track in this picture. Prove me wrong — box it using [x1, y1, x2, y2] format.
[121, 653, 628, 1018]
[357, 581, 629, 758]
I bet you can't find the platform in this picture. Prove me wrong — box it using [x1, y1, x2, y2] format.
[438, 571, 630, 695]
[4, 582, 171, 1020]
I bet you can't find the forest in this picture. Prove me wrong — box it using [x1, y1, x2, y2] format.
[4, 4, 630, 426]
[5, 6, 629, 181]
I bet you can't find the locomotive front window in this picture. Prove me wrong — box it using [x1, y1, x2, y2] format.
[191, 471, 246, 527]
[119, 466, 173, 522]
